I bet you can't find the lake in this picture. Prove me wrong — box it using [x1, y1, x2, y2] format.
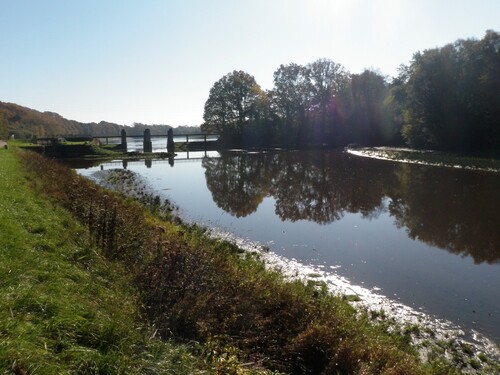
[75, 149, 500, 346]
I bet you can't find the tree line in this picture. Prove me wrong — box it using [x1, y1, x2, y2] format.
[202, 30, 499, 153]
[0, 102, 200, 139]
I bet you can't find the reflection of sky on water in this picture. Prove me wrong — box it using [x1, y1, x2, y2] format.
[77, 151, 500, 346]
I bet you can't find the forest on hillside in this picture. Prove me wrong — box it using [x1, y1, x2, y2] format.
[0, 102, 200, 139]
[202, 30, 500, 153]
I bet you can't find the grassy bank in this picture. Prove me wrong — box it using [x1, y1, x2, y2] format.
[4, 146, 497, 373]
[0, 149, 213, 374]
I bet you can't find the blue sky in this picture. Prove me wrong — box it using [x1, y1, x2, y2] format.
[1, 0, 499, 126]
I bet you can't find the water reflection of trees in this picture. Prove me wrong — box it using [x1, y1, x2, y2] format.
[202, 151, 499, 264]
[269, 152, 394, 224]
[203, 153, 272, 217]
[204, 151, 395, 223]
[389, 164, 500, 264]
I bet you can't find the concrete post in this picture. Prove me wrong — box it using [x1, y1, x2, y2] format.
[143, 129, 152, 153]
[120, 129, 127, 149]
[167, 128, 174, 152]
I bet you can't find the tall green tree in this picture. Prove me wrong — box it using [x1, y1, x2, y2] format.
[270, 63, 311, 143]
[382, 65, 409, 146]
[401, 30, 500, 151]
[344, 70, 391, 145]
[457, 30, 500, 151]
[307, 58, 349, 137]
[202, 70, 266, 144]
[403, 45, 461, 149]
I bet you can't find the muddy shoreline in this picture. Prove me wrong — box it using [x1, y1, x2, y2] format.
[346, 147, 500, 173]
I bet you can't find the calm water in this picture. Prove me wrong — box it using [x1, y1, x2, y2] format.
[76, 150, 500, 344]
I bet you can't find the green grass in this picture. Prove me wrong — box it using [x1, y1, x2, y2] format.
[0, 149, 210, 374]
[5, 139, 35, 148]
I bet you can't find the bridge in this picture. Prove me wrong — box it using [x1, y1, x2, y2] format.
[93, 133, 219, 145]
[119, 130, 219, 152]
[38, 129, 220, 153]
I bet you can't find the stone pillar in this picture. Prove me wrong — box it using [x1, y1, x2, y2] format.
[143, 129, 152, 153]
[167, 128, 174, 152]
[120, 129, 127, 149]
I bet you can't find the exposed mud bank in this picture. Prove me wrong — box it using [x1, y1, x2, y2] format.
[346, 147, 500, 173]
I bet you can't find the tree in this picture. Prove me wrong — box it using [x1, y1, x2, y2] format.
[270, 63, 311, 142]
[457, 30, 500, 151]
[202, 70, 266, 144]
[307, 59, 349, 138]
[403, 45, 462, 149]
[344, 70, 390, 145]
[401, 30, 500, 152]
[381, 65, 409, 147]
[0, 111, 9, 139]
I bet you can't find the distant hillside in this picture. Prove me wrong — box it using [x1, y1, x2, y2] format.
[0, 101, 200, 138]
